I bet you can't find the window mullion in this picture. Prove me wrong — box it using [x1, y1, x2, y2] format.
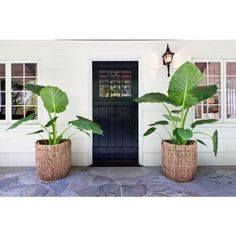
[6, 62, 11, 123]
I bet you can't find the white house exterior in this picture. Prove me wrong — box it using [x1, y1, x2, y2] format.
[0, 40, 236, 166]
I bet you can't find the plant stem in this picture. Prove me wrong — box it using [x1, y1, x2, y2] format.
[52, 118, 57, 144]
[182, 107, 189, 129]
[162, 103, 174, 138]
[67, 130, 80, 139]
[180, 75, 188, 128]
[58, 125, 72, 139]
[162, 125, 172, 139]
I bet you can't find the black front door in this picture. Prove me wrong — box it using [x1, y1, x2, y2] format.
[93, 61, 138, 166]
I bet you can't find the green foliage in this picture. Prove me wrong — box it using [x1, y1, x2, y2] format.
[40, 86, 69, 113]
[133, 92, 172, 104]
[134, 61, 219, 156]
[25, 84, 45, 95]
[212, 130, 218, 157]
[7, 113, 35, 130]
[7, 84, 103, 144]
[69, 116, 103, 135]
[143, 127, 156, 136]
[163, 114, 181, 122]
[149, 120, 168, 126]
[191, 119, 218, 129]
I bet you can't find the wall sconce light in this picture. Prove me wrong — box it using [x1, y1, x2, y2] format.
[162, 44, 174, 77]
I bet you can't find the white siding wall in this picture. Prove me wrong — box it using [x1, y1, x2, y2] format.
[0, 40, 235, 166]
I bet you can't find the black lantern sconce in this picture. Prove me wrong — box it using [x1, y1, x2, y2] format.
[162, 44, 174, 77]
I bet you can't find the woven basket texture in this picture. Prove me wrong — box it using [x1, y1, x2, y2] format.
[35, 139, 71, 181]
[162, 140, 197, 182]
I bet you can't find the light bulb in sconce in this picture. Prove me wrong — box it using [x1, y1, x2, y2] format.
[162, 44, 174, 77]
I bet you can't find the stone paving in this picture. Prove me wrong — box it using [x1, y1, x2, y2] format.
[0, 166, 236, 196]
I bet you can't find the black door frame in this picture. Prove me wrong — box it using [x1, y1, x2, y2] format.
[92, 61, 139, 166]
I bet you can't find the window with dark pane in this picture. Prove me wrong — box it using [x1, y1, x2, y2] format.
[11, 63, 38, 120]
[0, 64, 6, 120]
[194, 62, 221, 119]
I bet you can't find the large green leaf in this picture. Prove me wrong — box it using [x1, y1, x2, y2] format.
[143, 127, 156, 136]
[40, 86, 69, 113]
[168, 61, 203, 108]
[163, 114, 181, 122]
[25, 84, 45, 95]
[176, 128, 193, 141]
[45, 116, 58, 128]
[69, 116, 103, 135]
[196, 85, 218, 101]
[212, 130, 218, 157]
[134, 92, 172, 104]
[149, 120, 168, 126]
[191, 119, 218, 129]
[7, 113, 35, 130]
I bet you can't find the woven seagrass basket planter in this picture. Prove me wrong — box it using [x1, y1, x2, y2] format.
[35, 139, 71, 181]
[161, 140, 197, 182]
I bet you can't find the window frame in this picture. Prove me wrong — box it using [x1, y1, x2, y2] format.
[192, 58, 236, 124]
[0, 60, 40, 125]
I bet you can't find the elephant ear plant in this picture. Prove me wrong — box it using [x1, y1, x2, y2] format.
[7, 84, 103, 181]
[7, 84, 103, 143]
[135, 61, 219, 182]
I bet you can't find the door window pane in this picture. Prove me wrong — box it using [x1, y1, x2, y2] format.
[110, 80, 120, 97]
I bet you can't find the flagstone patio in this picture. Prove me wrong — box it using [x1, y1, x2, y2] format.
[0, 166, 236, 197]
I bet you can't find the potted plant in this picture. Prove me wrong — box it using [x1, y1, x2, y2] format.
[7, 84, 103, 181]
[135, 61, 218, 182]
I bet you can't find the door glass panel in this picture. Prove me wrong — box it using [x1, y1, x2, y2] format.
[99, 70, 109, 97]
[110, 71, 121, 97]
[121, 81, 131, 97]
[110, 80, 120, 97]
[98, 69, 133, 98]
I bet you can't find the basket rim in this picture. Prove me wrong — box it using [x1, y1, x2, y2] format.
[162, 139, 197, 147]
[36, 139, 71, 146]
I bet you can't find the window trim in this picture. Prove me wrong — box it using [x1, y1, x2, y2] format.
[192, 58, 236, 124]
[0, 60, 40, 126]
